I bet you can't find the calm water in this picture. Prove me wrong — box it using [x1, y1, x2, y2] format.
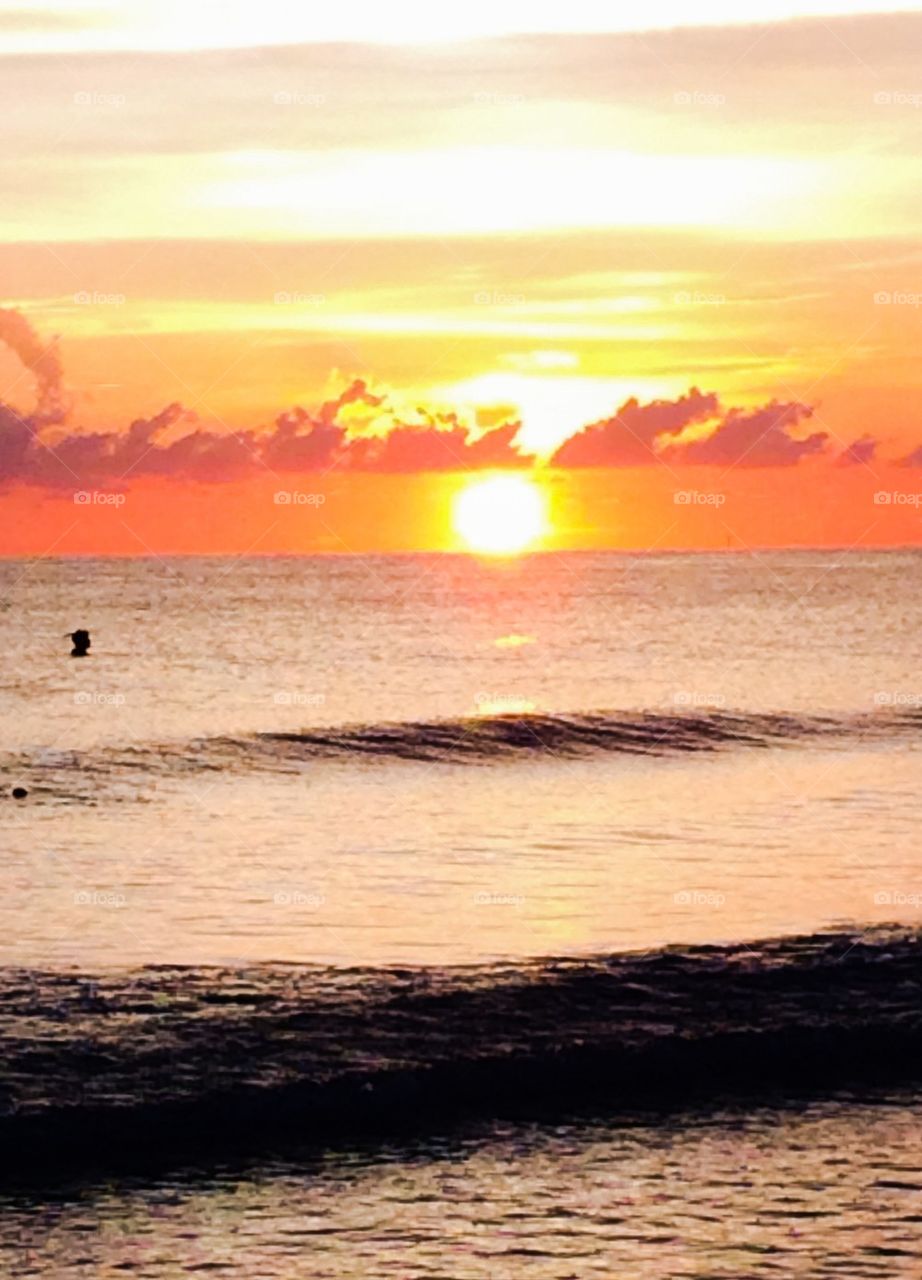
[5, 1095, 921, 1278]
[1, 549, 921, 967]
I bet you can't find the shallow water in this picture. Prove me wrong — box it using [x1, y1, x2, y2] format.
[5, 1095, 921, 1279]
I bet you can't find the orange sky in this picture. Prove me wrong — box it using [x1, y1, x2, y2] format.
[2, 3, 922, 553]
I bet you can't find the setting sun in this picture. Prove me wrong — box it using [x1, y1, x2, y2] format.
[453, 475, 548, 555]
[4, 4, 922, 1271]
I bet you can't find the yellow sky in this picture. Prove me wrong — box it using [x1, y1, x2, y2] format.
[2, 5, 922, 551]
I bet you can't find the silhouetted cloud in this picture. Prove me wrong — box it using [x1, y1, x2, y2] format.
[549, 391, 827, 469]
[0, 307, 65, 424]
[662, 400, 826, 468]
[1, 413, 536, 488]
[838, 435, 878, 466]
[0, 316, 537, 485]
[0, 345, 531, 488]
[551, 388, 720, 467]
[896, 443, 922, 467]
[344, 413, 529, 473]
[0, 316, 869, 488]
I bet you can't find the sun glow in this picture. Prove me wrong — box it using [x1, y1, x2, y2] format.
[453, 475, 548, 556]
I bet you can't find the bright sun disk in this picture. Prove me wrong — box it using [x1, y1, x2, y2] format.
[453, 475, 548, 555]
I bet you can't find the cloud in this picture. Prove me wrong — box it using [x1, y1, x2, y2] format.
[0, 307, 65, 424]
[549, 391, 825, 469]
[0, 378, 831, 489]
[344, 412, 529, 473]
[663, 400, 826, 468]
[0, 317, 536, 485]
[0, 350, 532, 488]
[551, 388, 720, 467]
[838, 435, 878, 466]
[896, 443, 922, 468]
[0, 316, 860, 488]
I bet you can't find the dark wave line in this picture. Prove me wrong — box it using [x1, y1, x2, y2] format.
[254, 709, 835, 762]
[1, 929, 919, 1183]
[238, 704, 919, 767]
[6, 708, 920, 802]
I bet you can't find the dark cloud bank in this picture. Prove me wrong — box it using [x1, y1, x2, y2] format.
[0, 310, 909, 490]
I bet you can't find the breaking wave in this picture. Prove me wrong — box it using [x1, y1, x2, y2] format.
[0, 929, 919, 1183]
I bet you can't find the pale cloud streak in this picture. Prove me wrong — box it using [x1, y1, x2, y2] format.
[3, 0, 922, 52]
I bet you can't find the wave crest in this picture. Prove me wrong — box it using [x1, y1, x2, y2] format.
[252, 706, 912, 763]
[1, 929, 919, 1182]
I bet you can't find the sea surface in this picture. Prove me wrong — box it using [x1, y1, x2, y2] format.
[1, 549, 920, 1276]
[4, 1094, 922, 1279]
[1, 549, 920, 967]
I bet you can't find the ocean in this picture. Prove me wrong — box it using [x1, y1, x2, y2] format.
[1, 549, 920, 1277]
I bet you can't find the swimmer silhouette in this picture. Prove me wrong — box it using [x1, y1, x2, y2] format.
[70, 629, 91, 657]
